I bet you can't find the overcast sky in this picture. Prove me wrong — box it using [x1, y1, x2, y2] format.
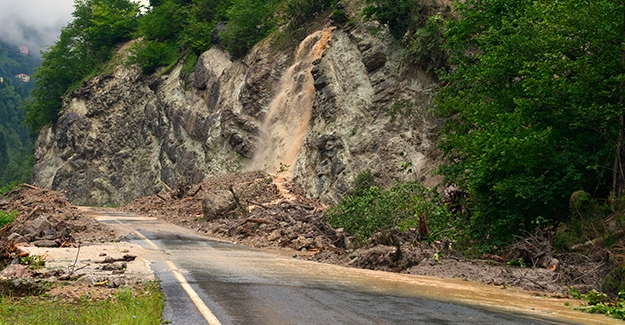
[0, 0, 150, 57]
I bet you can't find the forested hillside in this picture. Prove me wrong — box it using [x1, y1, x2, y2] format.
[0, 41, 38, 187]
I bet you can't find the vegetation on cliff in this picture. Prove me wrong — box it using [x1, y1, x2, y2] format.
[25, 0, 338, 131]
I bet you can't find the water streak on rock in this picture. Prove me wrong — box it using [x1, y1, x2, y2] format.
[250, 27, 335, 174]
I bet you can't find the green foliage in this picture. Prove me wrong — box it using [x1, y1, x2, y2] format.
[554, 191, 616, 251]
[405, 13, 446, 73]
[181, 53, 199, 76]
[331, 9, 348, 24]
[362, 0, 449, 71]
[282, 0, 334, 29]
[0, 281, 165, 324]
[362, 0, 416, 39]
[507, 257, 526, 268]
[277, 162, 290, 174]
[604, 264, 625, 299]
[221, 0, 279, 58]
[326, 181, 454, 245]
[0, 182, 21, 196]
[0, 42, 35, 188]
[569, 287, 625, 320]
[351, 169, 376, 197]
[26, 0, 140, 132]
[435, 0, 625, 248]
[20, 254, 46, 271]
[129, 40, 179, 74]
[0, 210, 18, 227]
[136, 0, 185, 42]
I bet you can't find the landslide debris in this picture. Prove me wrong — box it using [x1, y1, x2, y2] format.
[0, 185, 145, 298]
[122, 172, 349, 253]
[0, 184, 115, 250]
[121, 171, 611, 296]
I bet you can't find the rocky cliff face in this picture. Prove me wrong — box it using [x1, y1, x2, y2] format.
[32, 6, 441, 206]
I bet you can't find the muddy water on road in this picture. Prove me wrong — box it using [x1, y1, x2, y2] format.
[178, 241, 608, 324]
[87, 207, 617, 324]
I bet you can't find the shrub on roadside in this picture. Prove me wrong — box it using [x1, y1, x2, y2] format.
[326, 181, 454, 246]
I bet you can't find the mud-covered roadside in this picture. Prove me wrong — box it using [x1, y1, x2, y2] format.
[0, 185, 154, 300]
[121, 171, 600, 297]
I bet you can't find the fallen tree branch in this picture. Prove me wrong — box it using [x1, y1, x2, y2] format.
[97, 254, 137, 263]
[160, 181, 173, 193]
[21, 183, 41, 190]
[26, 205, 41, 219]
[70, 244, 81, 275]
[249, 200, 270, 209]
[229, 185, 248, 216]
[156, 193, 168, 201]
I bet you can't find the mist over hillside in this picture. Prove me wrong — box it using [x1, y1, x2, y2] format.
[0, 0, 74, 55]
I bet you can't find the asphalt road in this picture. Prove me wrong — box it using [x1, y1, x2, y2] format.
[94, 209, 614, 325]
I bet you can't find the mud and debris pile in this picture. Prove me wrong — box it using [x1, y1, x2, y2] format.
[123, 172, 353, 252]
[0, 185, 144, 298]
[0, 184, 114, 249]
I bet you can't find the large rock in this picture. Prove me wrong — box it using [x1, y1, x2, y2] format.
[24, 216, 52, 239]
[201, 190, 236, 221]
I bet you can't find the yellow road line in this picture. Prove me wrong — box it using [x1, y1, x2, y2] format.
[118, 221, 221, 325]
[166, 260, 222, 325]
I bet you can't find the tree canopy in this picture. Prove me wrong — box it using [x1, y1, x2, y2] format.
[435, 0, 625, 248]
[25, 0, 140, 132]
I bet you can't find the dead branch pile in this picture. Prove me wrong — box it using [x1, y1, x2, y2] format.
[506, 227, 559, 271]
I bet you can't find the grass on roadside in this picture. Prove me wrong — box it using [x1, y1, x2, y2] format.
[0, 281, 164, 325]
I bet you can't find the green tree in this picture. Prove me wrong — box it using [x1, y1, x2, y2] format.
[362, 0, 449, 72]
[220, 0, 279, 58]
[435, 0, 625, 248]
[25, 0, 139, 132]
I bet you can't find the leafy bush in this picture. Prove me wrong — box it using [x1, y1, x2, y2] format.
[129, 40, 179, 74]
[362, 0, 449, 72]
[136, 0, 185, 42]
[570, 288, 625, 320]
[331, 9, 348, 24]
[405, 13, 446, 72]
[25, 0, 140, 132]
[0, 210, 18, 227]
[283, 0, 334, 29]
[221, 0, 279, 58]
[0, 182, 20, 196]
[326, 181, 454, 245]
[351, 169, 376, 197]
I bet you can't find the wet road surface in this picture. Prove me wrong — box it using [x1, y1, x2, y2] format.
[90, 208, 616, 325]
